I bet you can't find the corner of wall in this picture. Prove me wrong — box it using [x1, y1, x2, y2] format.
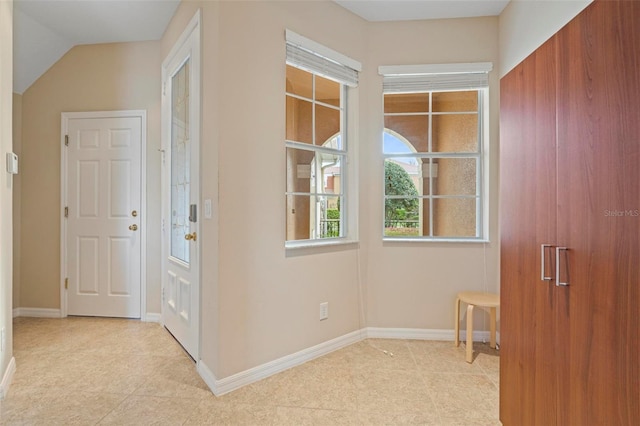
[0, 0, 14, 393]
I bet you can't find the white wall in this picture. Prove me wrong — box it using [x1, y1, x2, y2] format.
[499, 0, 593, 77]
[0, 0, 14, 396]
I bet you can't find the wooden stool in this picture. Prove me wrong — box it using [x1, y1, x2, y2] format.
[455, 291, 500, 363]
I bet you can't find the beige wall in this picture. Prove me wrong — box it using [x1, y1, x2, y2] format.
[364, 17, 501, 330]
[160, 1, 501, 380]
[12, 93, 22, 309]
[499, 0, 592, 77]
[218, 0, 366, 378]
[162, 0, 366, 378]
[18, 41, 162, 313]
[0, 0, 14, 392]
[11, 0, 546, 384]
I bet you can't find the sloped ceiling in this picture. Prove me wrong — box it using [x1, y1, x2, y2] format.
[13, 0, 180, 94]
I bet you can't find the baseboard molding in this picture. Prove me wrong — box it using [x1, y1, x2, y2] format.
[366, 326, 492, 342]
[0, 357, 16, 400]
[13, 308, 62, 318]
[203, 329, 366, 396]
[196, 326, 499, 396]
[196, 360, 218, 395]
[143, 313, 161, 323]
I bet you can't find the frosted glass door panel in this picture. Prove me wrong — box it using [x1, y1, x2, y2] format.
[171, 60, 190, 263]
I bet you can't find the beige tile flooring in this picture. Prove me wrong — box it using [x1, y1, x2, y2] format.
[1, 317, 500, 425]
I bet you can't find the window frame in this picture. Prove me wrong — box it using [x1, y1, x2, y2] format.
[285, 33, 360, 249]
[380, 74, 490, 243]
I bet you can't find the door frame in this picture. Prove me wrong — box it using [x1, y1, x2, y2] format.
[160, 10, 201, 359]
[60, 110, 148, 319]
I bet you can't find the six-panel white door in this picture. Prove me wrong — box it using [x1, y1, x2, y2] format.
[66, 115, 142, 318]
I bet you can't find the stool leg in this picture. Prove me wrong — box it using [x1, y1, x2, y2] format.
[466, 304, 474, 363]
[490, 307, 497, 349]
[454, 297, 461, 347]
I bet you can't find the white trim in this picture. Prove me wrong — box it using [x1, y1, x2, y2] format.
[365, 327, 491, 342]
[144, 313, 161, 323]
[0, 357, 16, 400]
[60, 110, 147, 319]
[162, 9, 201, 70]
[285, 29, 362, 72]
[202, 329, 365, 396]
[197, 327, 499, 396]
[378, 62, 493, 76]
[13, 308, 62, 318]
[196, 360, 218, 395]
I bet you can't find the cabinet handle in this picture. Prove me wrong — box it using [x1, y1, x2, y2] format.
[541, 244, 553, 281]
[555, 247, 569, 286]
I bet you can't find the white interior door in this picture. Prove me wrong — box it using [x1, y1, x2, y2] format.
[162, 13, 200, 359]
[64, 114, 143, 318]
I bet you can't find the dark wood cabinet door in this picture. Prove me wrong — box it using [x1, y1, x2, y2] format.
[556, 1, 640, 424]
[499, 36, 559, 426]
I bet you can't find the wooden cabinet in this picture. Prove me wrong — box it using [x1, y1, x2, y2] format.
[500, 1, 640, 425]
[500, 34, 560, 426]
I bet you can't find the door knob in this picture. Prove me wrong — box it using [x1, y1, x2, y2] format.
[129, 224, 138, 231]
[185, 232, 197, 241]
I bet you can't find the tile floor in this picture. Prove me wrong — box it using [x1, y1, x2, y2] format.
[1, 317, 500, 425]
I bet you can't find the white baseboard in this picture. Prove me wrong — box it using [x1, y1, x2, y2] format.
[143, 313, 161, 323]
[13, 308, 62, 318]
[201, 329, 366, 396]
[196, 326, 499, 397]
[366, 327, 493, 342]
[0, 357, 16, 400]
[197, 360, 218, 395]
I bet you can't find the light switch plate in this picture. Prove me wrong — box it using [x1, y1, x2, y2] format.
[6, 152, 18, 174]
[204, 199, 212, 219]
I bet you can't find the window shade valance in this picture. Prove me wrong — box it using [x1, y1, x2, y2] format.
[379, 62, 493, 93]
[286, 30, 361, 87]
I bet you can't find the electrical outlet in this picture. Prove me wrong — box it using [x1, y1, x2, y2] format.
[319, 302, 329, 321]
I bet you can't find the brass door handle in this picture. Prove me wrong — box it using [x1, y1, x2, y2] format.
[185, 232, 197, 241]
[129, 224, 138, 231]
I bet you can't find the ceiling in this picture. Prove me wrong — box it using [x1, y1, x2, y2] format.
[13, 0, 509, 94]
[13, 0, 180, 93]
[335, 0, 509, 22]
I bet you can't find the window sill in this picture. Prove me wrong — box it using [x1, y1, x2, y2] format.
[382, 237, 490, 244]
[285, 239, 359, 257]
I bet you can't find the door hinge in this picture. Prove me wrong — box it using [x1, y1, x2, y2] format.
[64, 278, 68, 290]
[161, 287, 165, 303]
[64, 206, 69, 218]
[65, 135, 69, 146]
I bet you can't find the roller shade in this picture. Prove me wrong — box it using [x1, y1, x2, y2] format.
[286, 30, 361, 87]
[379, 62, 492, 93]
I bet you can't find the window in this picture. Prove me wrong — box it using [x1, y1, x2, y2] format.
[380, 63, 492, 241]
[285, 31, 360, 246]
